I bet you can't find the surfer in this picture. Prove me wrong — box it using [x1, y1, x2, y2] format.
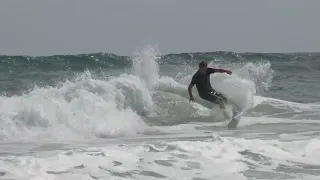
[188, 61, 232, 110]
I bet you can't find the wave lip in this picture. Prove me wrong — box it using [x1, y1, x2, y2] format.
[0, 72, 153, 141]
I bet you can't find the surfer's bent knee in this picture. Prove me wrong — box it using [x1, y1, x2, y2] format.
[202, 94, 223, 105]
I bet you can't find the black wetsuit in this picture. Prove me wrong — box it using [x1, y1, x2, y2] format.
[190, 68, 225, 104]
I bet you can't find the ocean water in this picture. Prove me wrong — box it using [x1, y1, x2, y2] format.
[0, 46, 319, 180]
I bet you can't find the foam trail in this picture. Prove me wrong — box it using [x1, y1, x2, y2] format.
[208, 61, 273, 111]
[161, 60, 273, 114]
[233, 61, 273, 92]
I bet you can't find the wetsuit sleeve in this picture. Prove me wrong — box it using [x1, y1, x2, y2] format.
[190, 75, 197, 86]
[213, 68, 231, 74]
[206, 68, 216, 75]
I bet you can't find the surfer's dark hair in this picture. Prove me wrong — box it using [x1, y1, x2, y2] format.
[199, 61, 207, 68]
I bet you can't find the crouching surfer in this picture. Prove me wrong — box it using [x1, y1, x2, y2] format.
[188, 61, 232, 112]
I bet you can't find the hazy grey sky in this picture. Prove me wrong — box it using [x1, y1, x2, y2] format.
[0, 0, 319, 56]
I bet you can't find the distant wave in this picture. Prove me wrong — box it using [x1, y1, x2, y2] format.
[0, 51, 319, 72]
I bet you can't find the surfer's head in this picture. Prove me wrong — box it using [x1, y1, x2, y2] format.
[198, 61, 207, 74]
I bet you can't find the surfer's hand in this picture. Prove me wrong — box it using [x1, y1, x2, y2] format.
[189, 96, 194, 102]
[226, 70, 232, 75]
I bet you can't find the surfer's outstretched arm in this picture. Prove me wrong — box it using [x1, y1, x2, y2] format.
[213, 68, 232, 75]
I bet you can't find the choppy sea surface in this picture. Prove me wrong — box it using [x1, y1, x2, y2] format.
[0, 46, 320, 180]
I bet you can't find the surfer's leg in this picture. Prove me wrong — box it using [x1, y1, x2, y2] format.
[212, 92, 241, 116]
[208, 92, 227, 109]
[216, 97, 226, 110]
[202, 94, 218, 104]
[207, 92, 234, 118]
[213, 92, 227, 103]
[203, 94, 228, 116]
